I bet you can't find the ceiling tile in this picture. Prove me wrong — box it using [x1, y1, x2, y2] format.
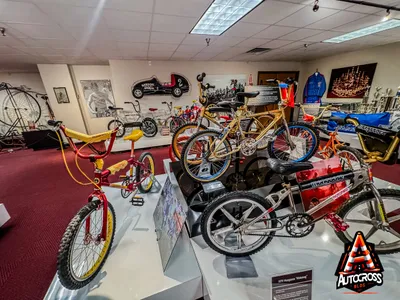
[224, 22, 269, 38]
[37, 4, 107, 28]
[307, 11, 366, 30]
[235, 38, 271, 48]
[109, 29, 150, 43]
[376, 27, 400, 37]
[212, 36, 246, 46]
[149, 43, 178, 52]
[152, 14, 198, 33]
[148, 51, 174, 59]
[253, 26, 297, 39]
[316, 0, 354, 9]
[172, 52, 196, 59]
[210, 52, 240, 61]
[0, 22, 28, 38]
[103, 10, 152, 31]
[64, 26, 113, 41]
[0, 36, 27, 47]
[277, 6, 339, 27]
[176, 44, 205, 52]
[0, 1, 53, 25]
[90, 48, 121, 58]
[346, 1, 395, 14]
[117, 42, 149, 51]
[181, 34, 217, 45]
[280, 28, 323, 41]
[104, 0, 154, 13]
[7, 24, 74, 40]
[242, 0, 305, 25]
[333, 15, 382, 32]
[302, 31, 343, 42]
[118, 48, 147, 56]
[192, 52, 217, 60]
[155, 0, 213, 17]
[21, 38, 79, 48]
[280, 41, 306, 50]
[261, 39, 296, 48]
[201, 45, 231, 53]
[0, 45, 21, 54]
[150, 32, 186, 44]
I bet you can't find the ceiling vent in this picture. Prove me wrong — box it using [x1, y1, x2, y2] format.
[246, 47, 271, 55]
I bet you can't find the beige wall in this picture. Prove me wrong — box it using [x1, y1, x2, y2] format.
[37, 64, 87, 133]
[302, 42, 400, 103]
[0, 72, 46, 93]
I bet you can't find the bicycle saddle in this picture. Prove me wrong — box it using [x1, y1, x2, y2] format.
[218, 101, 244, 108]
[108, 106, 123, 110]
[266, 158, 313, 175]
[149, 108, 158, 111]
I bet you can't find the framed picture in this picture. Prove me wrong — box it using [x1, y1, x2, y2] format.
[80, 80, 116, 118]
[53, 87, 70, 104]
[327, 63, 377, 99]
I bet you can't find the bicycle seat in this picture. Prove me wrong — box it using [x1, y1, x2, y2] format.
[108, 106, 123, 110]
[218, 101, 244, 109]
[64, 128, 114, 143]
[123, 129, 143, 142]
[236, 92, 260, 99]
[149, 108, 158, 112]
[266, 158, 313, 175]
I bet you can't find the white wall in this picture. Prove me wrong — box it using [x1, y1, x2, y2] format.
[109, 60, 304, 114]
[37, 64, 87, 133]
[72, 65, 114, 134]
[0, 72, 46, 93]
[302, 42, 400, 103]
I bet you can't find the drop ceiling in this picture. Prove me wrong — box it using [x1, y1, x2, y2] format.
[0, 0, 400, 71]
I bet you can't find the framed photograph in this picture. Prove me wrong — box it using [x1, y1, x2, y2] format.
[80, 80, 116, 118]
[53, 87, 70, 104]
[327, 63, 377, 99]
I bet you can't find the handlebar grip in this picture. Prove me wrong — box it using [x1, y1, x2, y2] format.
[330, 117, 346, 125]
[48, 120, 62, 126]
[197, 72, 206, 82]
[162, 101, 167, 104]
[124, 102, 131, 104]
[294, 103, 301, 107]
[206, 83, 215, 89]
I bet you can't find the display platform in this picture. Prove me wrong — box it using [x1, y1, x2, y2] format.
[45, 174, 203, 300]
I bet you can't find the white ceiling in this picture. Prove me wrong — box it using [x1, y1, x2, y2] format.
[0, 0, 400, 71]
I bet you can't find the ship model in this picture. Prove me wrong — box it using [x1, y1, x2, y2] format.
[331, 66, 370, 98]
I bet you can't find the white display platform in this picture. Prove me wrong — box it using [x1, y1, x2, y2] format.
[106, 134, 172, 152]
[191, 179, 400, 300]
[45, 174, 203, 300]
[0, 203, 10, 227]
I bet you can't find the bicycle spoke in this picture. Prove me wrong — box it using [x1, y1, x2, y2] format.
[388, 214, 400, 224]
[345, 218, 373, 225]
[220, 208, 239, 225]
[212, 225, 234, 237]
[364, 226, 378, 240]
[388, 227, 400, 239]
[240, 204, 257, 223]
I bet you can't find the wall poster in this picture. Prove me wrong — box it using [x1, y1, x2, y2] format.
[327, 63, 377, 99]
[205, 74, 246, 99]
[80, 79, 115, 118]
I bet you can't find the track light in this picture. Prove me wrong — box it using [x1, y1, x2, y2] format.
[383, 9, 391, 22]
[0, 28, 5, 37]
[313, 0, 319, 12]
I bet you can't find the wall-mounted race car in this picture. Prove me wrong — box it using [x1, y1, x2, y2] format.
[131, 73, 190, 99]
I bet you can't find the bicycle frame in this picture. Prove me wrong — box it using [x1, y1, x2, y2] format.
[236, 166, 398, 237]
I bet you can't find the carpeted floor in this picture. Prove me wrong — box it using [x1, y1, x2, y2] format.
[0, 146, 169, 300]
[0, 145, 398, 300]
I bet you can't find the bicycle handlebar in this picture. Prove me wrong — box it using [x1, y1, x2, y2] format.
[197, 72, 206, 82]
[48, 120, 62, 127]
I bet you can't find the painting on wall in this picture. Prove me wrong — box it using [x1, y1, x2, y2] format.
[80, 80, 115, 118]
[205, 74, 246, 99]
[327, 63, 377, 99]
[53, 87, 70, 104]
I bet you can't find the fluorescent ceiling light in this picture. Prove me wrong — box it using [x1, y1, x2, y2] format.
[324, 19, 400, 43]
[190, 0, 264, 36]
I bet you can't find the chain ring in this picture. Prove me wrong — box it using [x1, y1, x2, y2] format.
[240, 137, 257, 156]
[285, 213, 314, 237]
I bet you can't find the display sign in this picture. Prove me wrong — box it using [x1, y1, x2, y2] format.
[245, 85, 280, 106]
[271, 269, 312, 300]
[153, 177, 188, 271]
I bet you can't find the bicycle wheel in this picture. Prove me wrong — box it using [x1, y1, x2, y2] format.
[201, 191, 277, 256]
[121, 176, 134, 198]
[181, 129, 232, 183]
[169, 117, 185, 133]
[245, 115, 278, 150]
[107, 120, 125, 137]
[172, 122, 207, 160]
[268, 122, 319, 162]
[335, 145, 364, 171]
[57, 200, 115, 289]
[141, 117, 158, 137]
[1, 89, 41, 127]
[336, 189, 400, 254]
[136, 152, 155, 193]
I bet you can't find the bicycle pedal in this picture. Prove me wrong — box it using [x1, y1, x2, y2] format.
[130, 196, 144, 206]
[324, 213, 349, 232]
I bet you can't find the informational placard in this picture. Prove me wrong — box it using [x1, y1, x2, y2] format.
[271, 269, 312, 300]
[153, 177, 188, 271]
[245, 85, 280, 106]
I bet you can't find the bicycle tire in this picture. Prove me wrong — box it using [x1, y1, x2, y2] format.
[335, 145, 365, 193]
[107, 120, 125, 137]
[201, 191, 277, 257]
[335, 189, 400, 254]
[169, 117, 185, 133]
[0, 88, 42, 127]
[141, 117, 158, 137]
[57, 200, 116, 290]
[172, 122, 207, 159]
[267, 122, 319, 162]
[136, 152, 155, 193]
[181, 129, 232, 183]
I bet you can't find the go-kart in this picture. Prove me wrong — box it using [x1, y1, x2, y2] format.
[131, 73, 190, 99]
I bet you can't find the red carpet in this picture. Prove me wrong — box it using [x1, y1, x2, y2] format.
[0, 145, 398, 300]
[0, 146, 169, 300]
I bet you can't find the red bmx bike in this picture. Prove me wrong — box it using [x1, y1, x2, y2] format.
[48, 120, 155, 290]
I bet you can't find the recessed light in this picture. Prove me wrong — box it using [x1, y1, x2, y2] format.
[190, 0, 264, 36]
[323, 19, 400, 43]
